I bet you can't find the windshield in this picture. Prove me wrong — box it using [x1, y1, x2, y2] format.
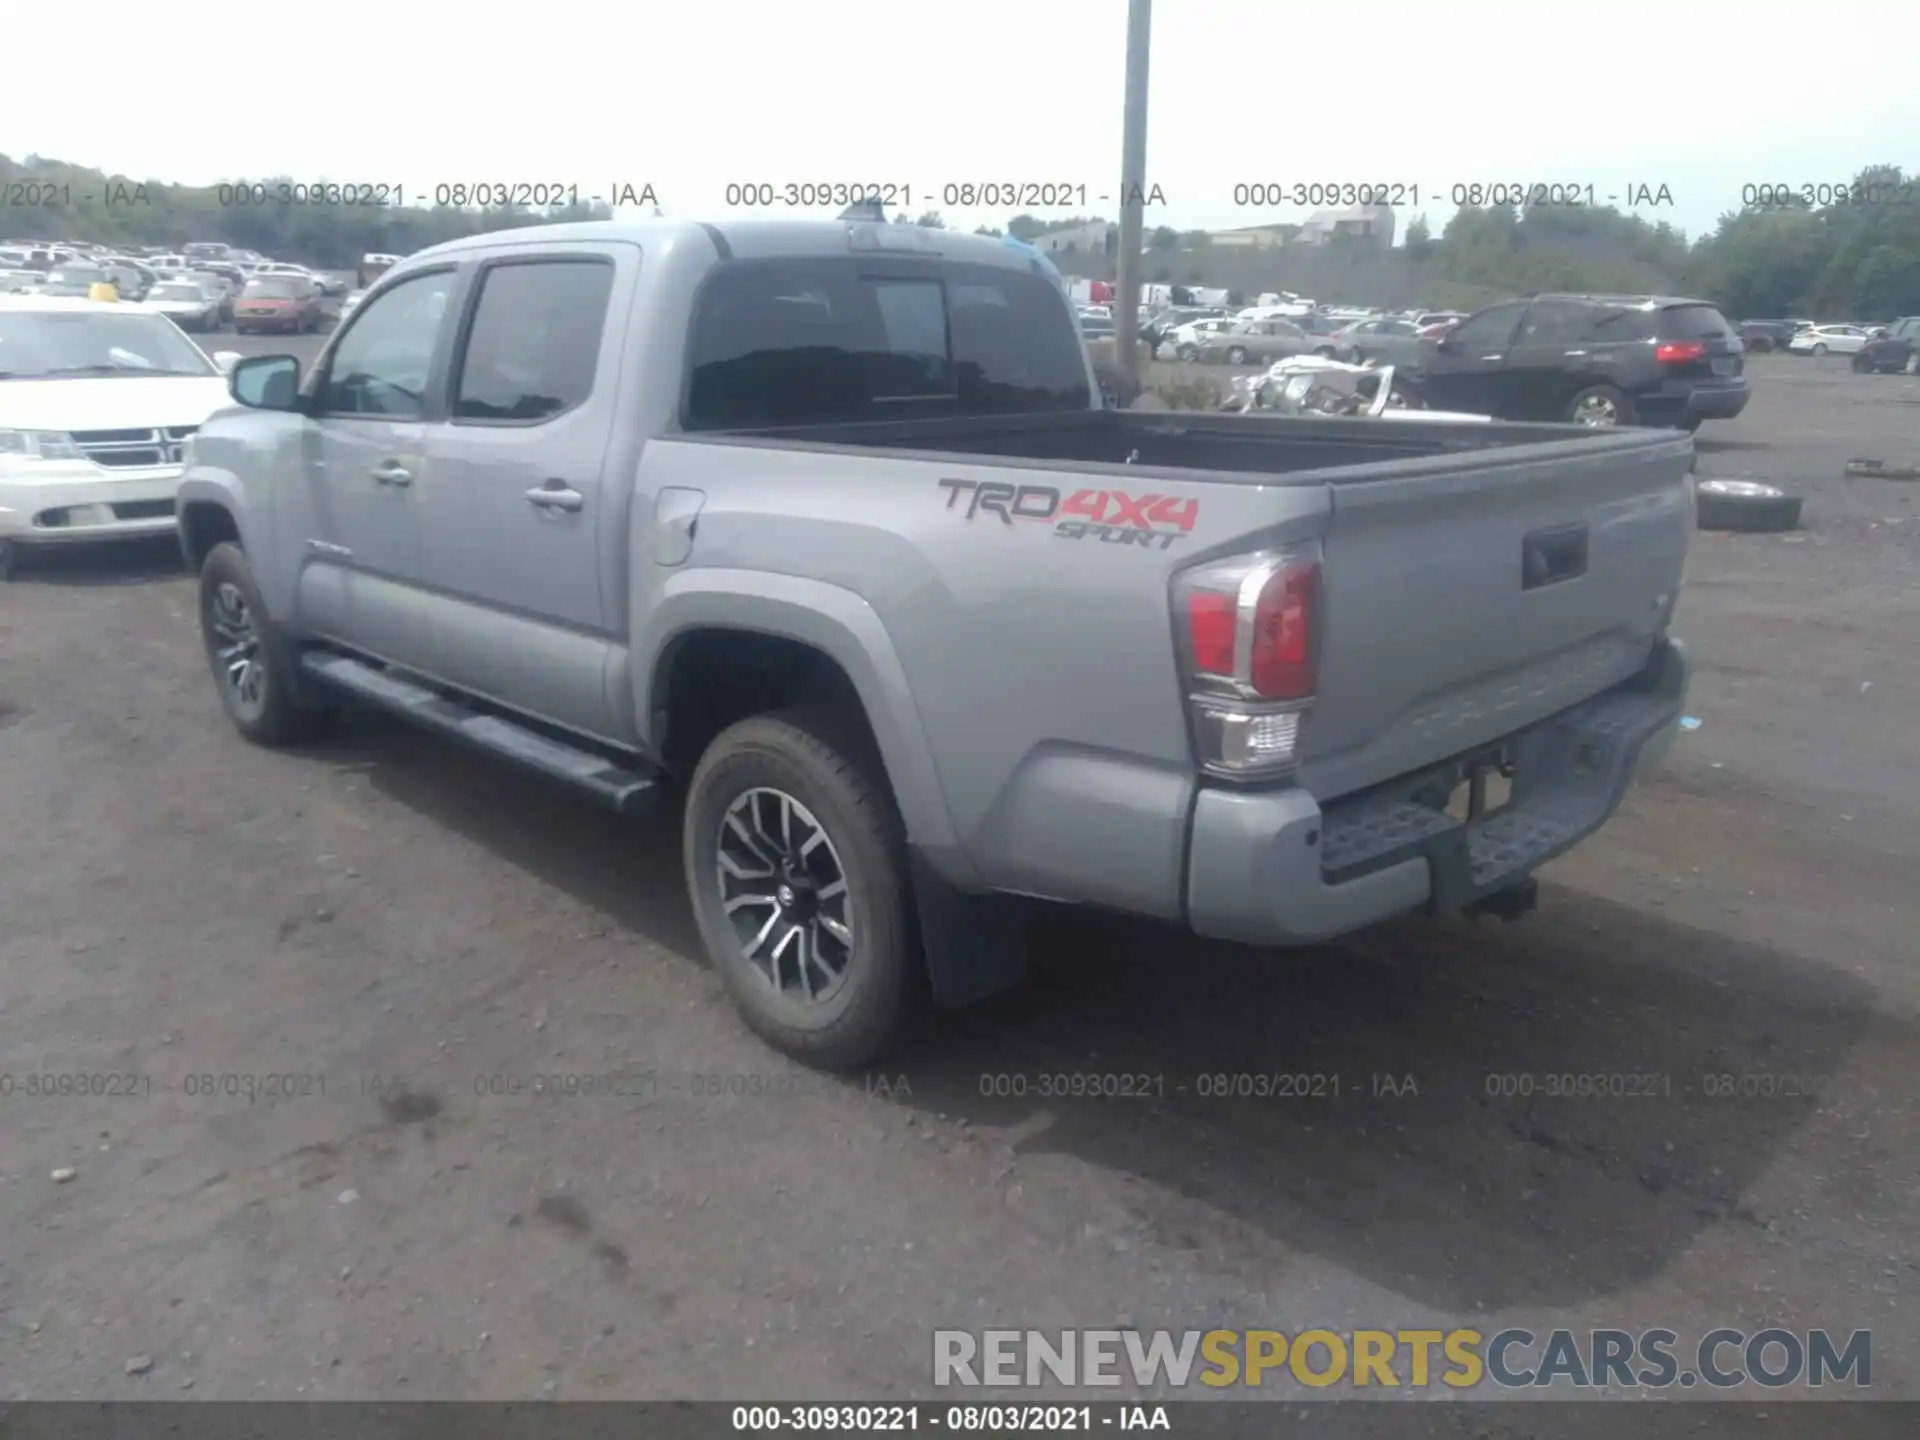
[150, 283, 205, 301]
[0, 309, 217, 379]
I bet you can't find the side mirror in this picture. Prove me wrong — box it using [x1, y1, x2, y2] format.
[230, 354, 303, 411]
[212, 350, 242, 374]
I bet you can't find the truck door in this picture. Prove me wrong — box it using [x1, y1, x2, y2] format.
[410, 246, 634, 744]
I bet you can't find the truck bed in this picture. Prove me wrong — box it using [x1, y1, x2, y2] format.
[692, 407, 1676, 481]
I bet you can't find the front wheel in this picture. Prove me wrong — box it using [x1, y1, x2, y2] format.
[1851, 352, 1874, 373]
[198, 543, 332, 746]
[1811, 343, 1828, 357]
[1225, 346, 1250, 366]
[1176, 344, 1198, 362]
[684, 709, 919, 1069]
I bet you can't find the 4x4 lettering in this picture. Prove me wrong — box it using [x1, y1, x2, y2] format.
[1106, 491, 1163, 530]
[1147, 496, 1200, 533]
[1062, 489, 1109, 523]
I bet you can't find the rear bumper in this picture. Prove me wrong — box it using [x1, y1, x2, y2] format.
[1186, 638, 1690, 947]
[1683, 383, 1750, 419]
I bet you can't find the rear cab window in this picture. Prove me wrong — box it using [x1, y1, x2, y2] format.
[683, 257, 1090, 430]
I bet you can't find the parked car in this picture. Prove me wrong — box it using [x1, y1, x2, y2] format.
[1330, 316, 1429, 367]
[0, 268, 43, 294]
[98, 260, 153, 301]
[190, 271, 239, 325]
[1141, 306, 1226, 350]
[1736, 320, 1796, 353]
[1417, 293, 1747, 430]
[1413, 311, 1468, 329]
[1158, 316, 1238, 360]
[35, 266, 115, 298]
[176, 216, 1693, 1067]
[1787, 324, 1870, 356]
[0, 295, 240, 579]
[337, 288, 367, 321]
[1851, 316, 1920, 373]
[144, 278, 226, 332]
[1196, 317, 1316, 365]
[1417, 319, 1459, 341]
[233, 276, 325, 334]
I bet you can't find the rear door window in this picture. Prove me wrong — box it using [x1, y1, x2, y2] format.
[453, 259, 614, 422]
[1445, 302, 1527, 353]
[685, 257, 1090, 429]
[1514, 300, 1595, 345]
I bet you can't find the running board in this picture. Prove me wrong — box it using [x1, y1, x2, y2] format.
[299, 651, 660, 813]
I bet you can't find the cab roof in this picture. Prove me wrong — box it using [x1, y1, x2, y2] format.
[407, 218, 1047, 275]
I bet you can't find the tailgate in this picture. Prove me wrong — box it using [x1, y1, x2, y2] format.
[1296, 430, 1691, 800]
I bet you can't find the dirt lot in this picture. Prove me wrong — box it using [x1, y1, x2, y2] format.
[1, 354, 1916, 1408]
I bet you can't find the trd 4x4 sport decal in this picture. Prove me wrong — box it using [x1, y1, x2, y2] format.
[937, 479, 1198, 551]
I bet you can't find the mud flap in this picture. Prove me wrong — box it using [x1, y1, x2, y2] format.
[909, 850, 1028, 1007]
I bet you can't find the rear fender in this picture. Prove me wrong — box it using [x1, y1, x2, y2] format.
[635, 570, 973, 888]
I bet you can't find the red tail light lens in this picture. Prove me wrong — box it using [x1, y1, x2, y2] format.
[1655, 340, 1706, 364]
[1187, 591, 1239, 677]
[1175, 549, 1321, 780]
[1250, 562, 1318, 699]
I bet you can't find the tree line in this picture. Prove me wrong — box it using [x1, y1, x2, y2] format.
[7, 152, 1916, 319]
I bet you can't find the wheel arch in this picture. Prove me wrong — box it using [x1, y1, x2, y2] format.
[637, 575, 973, 887]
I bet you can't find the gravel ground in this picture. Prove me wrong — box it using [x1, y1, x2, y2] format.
[1, 354, 1915, 1409]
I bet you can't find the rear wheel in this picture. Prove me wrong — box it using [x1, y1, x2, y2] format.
[1225, 346, 1250, 366]
[684, 708, 919, 1069]
[197, 543, 332, 746]
[1811, 342, 1829, 357]
[1566, 384, 1636, 427]
[1851, 352, 1875, 374]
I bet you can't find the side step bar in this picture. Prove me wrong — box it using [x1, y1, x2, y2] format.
[300, 651, 660, 814]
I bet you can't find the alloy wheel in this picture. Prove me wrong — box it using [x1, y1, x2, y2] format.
[208, 581, 267, 718]
[715, 787, 855, 1005]
[1572, 393, 1620, 426]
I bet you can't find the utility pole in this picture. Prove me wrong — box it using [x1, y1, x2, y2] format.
[1112, 0, 1153, 392]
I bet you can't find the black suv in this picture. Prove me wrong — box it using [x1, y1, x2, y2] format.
[1853, 317, 1920, 373]
[1414, 293, 1749, 430]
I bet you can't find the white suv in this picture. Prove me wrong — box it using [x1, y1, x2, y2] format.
[0, 295, 240, 578]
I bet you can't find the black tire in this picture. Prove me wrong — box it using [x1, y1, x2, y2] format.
[1566, 383, 1636, 427]
[1811, 342, 1828, 357]
[684, 708, 919, 1069]
[0, 539, 18, 582]
[1851, 352, 1874, 374]
[1225, 346, 1250, 366]
[1748, 338, 1772, 354]
[1694, 479, 1802, 533]
[1176, 344, 1198, 362]
[197, 542, 332, 745]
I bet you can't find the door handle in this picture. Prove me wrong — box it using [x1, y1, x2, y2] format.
[526, 482, 585, 513]
[370, 461, 413, 487]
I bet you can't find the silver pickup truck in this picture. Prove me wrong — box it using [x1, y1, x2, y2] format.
[176, 218, 1694, 1068]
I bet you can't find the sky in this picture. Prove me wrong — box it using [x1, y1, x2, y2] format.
[5, 0, 1916, 243]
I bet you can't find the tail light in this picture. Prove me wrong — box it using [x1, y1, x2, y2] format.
[1174, 547, 1321, 780]
[1654, 340, 1706, 364]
